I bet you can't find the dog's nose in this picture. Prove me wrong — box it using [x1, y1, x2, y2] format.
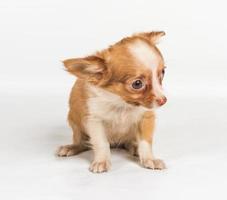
[156, 96, 167, 106]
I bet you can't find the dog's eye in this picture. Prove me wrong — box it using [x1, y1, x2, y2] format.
[132, 79, 144, 90]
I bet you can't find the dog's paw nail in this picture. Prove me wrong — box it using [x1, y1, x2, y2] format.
[89, 160, 111, 173]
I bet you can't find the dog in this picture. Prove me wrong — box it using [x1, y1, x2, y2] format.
[57, 31, 167, 173]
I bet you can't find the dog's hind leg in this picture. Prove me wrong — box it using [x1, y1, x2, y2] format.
[57, 119, 89, 157]
[57, 144, 88, 157]
[123, 141, 138, 157]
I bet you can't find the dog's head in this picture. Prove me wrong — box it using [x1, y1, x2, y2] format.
[64, 31, 167, 109]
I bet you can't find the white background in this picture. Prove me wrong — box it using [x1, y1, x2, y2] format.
[0, 0, 227, 200]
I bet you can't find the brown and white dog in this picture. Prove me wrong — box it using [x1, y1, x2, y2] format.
[57, 32, 167, 173]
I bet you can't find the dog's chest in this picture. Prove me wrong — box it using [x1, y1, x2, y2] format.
[101, 103, 143, 134]
[87, 86, 146, 135]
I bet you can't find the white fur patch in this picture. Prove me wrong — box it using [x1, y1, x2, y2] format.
[152, 68, 164, 97]
[128, 40, 164, 99]
[138, 140, 153, 160]
[87, 84, 147, 143]
[128, 40, 159, 70]
[86, 118, 110, 161]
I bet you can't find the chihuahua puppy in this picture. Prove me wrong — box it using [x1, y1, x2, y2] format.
[57, 31, 167, 173]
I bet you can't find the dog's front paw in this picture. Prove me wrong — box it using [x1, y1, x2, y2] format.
[140, 158, 166, 170]
[89, 160, 111, 173]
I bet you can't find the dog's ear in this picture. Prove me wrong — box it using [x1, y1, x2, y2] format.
[63, 55, 110, 85]
[136, 31, 165, 44]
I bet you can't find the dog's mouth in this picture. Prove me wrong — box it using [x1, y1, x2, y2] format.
[126, 101, 140, 106]
[125, 100, 155, 111]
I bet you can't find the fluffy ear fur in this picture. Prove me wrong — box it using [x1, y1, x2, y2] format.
[63, 55, 110, 85]
[136, 31, 165, 44]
